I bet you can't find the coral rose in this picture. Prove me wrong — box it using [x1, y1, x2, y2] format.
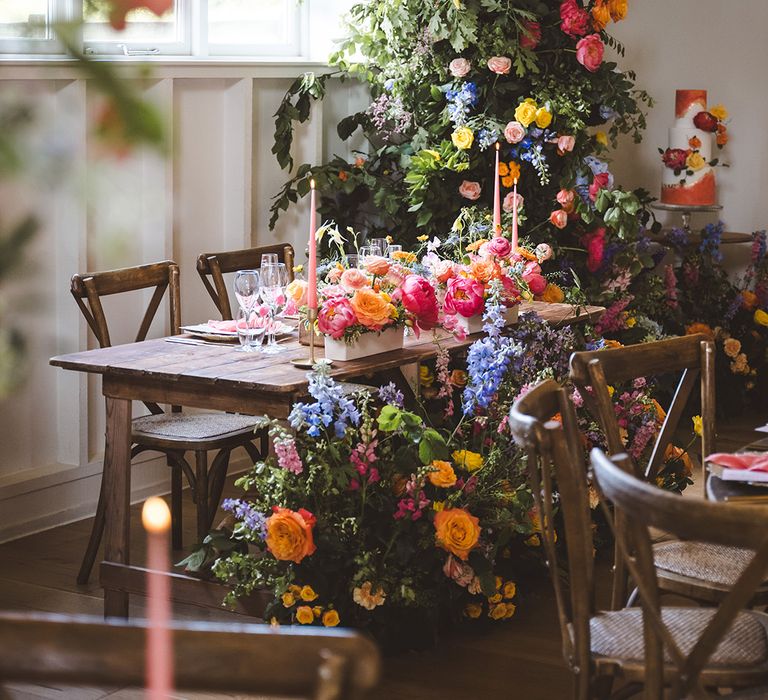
[535, 243, 553, 262]
[444, 277, 485, 318]
[449, 369, 468, 388]
[459, 180, 482, 200]
[576, 34, 604, 72]
[400, 274, 439, 330]
[452, 126, 474, 150]
[339, 267, 369, 292]
[449, 57, 471, 78]
[470, 258, 499, 283]
[549, 209, 568, 229]
[434, 508, 481, 561]
[265, 507, 317, 564]
[433, 259, 456, 283]
[318, 296, 357, 339]
[519, 20, 541, 50]
[350, 288, 394, 329]
[523, 261, 547, 295]
[724, 337, 742, 358]
[487, 56, 512, 74]
[514, 100, 538, 128]
[504, 120, 526, 144]
[487, 236, 513, 258]
[556, 188, 576, 208]
[363, 255, 391, 276]
[560, 0, 590, 37]
[556, 134, 576, 154]
[503, 191, 524, 213]
[428, 460, 458, 488]
[742, 290, 758, 310]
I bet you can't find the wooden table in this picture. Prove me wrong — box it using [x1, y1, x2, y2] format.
[50, 301, 603, 618]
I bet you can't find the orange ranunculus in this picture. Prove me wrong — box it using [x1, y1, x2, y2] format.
[466, 238, 489, 253]
[685, 322, 715, 340]
[664, 444, 693, 476]
[363, 255, 391, 276]
[470, 258, 500, 284]
[428, 460, 458, 488]
[742, 290, 758, 310]
[265, 507, 317, 563]
[607, 0, 627, 21]
[391, 250, 417, 264]
[350, 288, 395, 329]
[538, 283, 565, 303]
[434, 508, 481, 561]
[500, 161, 521, 188]
[716, 129, 729, 147]
[591, 0, 610, 30]
[517, 247, 538, 261]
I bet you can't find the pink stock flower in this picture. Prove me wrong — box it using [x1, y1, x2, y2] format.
[458, 180, 482, 200]
[504, 120, 526, 144]
[487, 56, 512, 74]
[444, 277, 485, 318]
[549, 209, 569, 229]
[556, 135, 576, 154]
[589, 171, 612, 201]
[559, 0, 590, 37]
[275, 436, 303, 475]
[317, 296, 357, 339]
[449, 57, 471, 78]
[582, 228, 607, 273]
[519, 20, 541, 50]
[535, 243, 553, 262]
[339, 267, 369, 292]
[576, 33, 604, 72]
[503, 191, 524, 213]
[487, 236, 513, 259]
[401, 274, 439, 330]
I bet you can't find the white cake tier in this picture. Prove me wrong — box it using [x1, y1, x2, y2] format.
[668, 126, 712, 160]
[673, 102, 706, 129]
[662, 163, 713, 187]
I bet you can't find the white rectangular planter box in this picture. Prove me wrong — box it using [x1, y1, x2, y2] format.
[455, 305, 519, 335]
[324, 326, 404, 362]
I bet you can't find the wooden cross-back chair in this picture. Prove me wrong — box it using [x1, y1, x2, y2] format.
[591, 449, 768, 700]
[197, 243, 295, 319]
[71, 260, 263, 584]
[569, 334, 768, 608]
[0, 611, 380, 700]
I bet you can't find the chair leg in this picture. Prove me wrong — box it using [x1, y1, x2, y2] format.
[207, 449, 232, 531]
[170, 458, 183, 550]
[77, 470, 109, 585]
[194, 450, 209, 543]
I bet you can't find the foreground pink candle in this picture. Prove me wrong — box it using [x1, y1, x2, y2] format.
[493, 143, 501, 235]
[511, 177, 519, 251]
[143, 497, 173, 700]
[307, 179, 318, 310]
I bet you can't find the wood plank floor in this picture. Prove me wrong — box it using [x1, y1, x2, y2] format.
[0, 416, 764, 699]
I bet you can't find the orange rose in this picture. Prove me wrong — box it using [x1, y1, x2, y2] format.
[742, 290, 758, 310]
[664, 444, 693, 475]
[470, 258, 500, 284]
[350, 288, 395, 329]
[591, 0, 610, 30]
[538, 283, 565, 303]
[685, 322, 715, 340]
[265, 507, 317, 563]
[434, 508, 481, 561]
[363, 255, 391, 276]
[428, 460, 457, 488]
[716, 130, 729, 147]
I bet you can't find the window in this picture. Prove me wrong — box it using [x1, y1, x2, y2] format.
[0, 0, 304, 57]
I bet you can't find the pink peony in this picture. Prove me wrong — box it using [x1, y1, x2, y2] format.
[556, 134, 576, 153]
[519, 20, 541, 50]
[444, 277, 485, 318]
[560, 0, 590, 37]
[549, 209, 569, 229]
[535, 243, 553, 262]
[318, 296, 357, 339]
[503, 191, 524, 213]
[487, 236, 513, 259]
[340, 267, 369, 292]
[487, 56, 512, 74]
[576, 33, 604, 72]
[433, 259, 456, 283]
[582, 228, 607, 273]
[589, 171, 611, 201]
[523, 262, 547, 295]
[458, 180, 482, 200]
[401, 275, 439, 331]
[504, 120, 526, 144]
[449, 57, 471, 78]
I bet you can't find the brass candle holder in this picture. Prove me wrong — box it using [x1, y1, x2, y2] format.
[292, 308, 330, 368]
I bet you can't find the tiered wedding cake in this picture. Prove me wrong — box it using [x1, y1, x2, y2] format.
[660, 90, 717, 206]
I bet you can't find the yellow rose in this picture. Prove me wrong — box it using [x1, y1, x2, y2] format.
[281, 591, 296, 607]
[428, 460, 458, 488]
[296, 605, 314, 624]
[464, 602, 483, 619]
[692, 415, 703, 437]
[608, 0, 627, 21]
[313, 605, 323, 617]
[595, 130, 608, 146]
[300, 585, 318, 602]
[754, 309, 768, 327]
[503, 603, 516, 619]
[514, 101, 538, 128]
[452, 449, 483, 472]
[488, 592, 502, 604]
[494, 576, 502, 590]
[723, 337, 742, 358]
[432, 501, 445, 511]
[434, 507, 481, 560]
[451, 126, 474, 150]
[686, 152, 706, 171]
[502, 581, 517, 599]
[534, 107, 552, 129]
[322, 610, 340, 627]
[488, 603, 508, 620]
[350, 288, 395, 329]
[710, 104, 729, 121]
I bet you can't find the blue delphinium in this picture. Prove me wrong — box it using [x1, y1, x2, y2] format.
[665, 226, 689, 250]
[477, 128, 499, 151]
[221, 499, 267, 539]
[445, 82, 478, 127]
[378, 382, 405, 408]
[699, 221, 724, 263]
[289, 361, 361, 438]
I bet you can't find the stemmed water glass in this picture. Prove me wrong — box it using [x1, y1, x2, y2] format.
[370, 238, 388, 257]
[260, 262, 289, 355]
[233, 269, 261, 353]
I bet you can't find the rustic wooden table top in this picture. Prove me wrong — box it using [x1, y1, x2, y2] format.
[50, 301, 604, 394]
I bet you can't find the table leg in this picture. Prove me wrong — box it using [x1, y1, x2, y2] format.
[102, 396, 132, 618]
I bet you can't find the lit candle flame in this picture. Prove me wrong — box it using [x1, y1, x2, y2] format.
[142, 497, 171, 534]
[495, 142, 500, 151]
[310, 178, 316, 189]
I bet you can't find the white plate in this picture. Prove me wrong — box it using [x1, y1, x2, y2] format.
[180, 322, 296, 342]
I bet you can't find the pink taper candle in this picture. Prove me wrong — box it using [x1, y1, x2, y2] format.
[493, 143, 501, 235]
[307, 179, 318, 310]
[511, 177, 519, 251]
[143, 497, 173, 700]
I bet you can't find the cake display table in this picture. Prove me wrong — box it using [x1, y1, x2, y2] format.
[651, 202, 722, 234]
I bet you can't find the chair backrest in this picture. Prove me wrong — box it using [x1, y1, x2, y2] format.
[197, 243, 296, 319]
[569, 334, 715, 482]
[71, 260, 181, 415]
[0, 611, 380, 700]
[591, 448, 768, 700]
[508, 379, 595, 698]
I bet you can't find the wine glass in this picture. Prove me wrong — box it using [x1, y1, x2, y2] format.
[260, 263, 289, 354]
[233, 269, 260, 316]
[261, 253, 278, 267]
[370, 238, 388, 257]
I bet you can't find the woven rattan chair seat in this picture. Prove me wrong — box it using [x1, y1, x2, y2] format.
[132, 412, 258, 440]
[590, 607, 768, 665]
[727, 686, 768, 698]
[654, 541, 760, 587]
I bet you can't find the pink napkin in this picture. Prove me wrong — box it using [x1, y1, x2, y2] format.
[207, 319, 238, 332]
[706, 453, 768, 472]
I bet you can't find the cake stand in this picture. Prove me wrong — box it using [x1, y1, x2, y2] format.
[651, 202, 722, 234]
